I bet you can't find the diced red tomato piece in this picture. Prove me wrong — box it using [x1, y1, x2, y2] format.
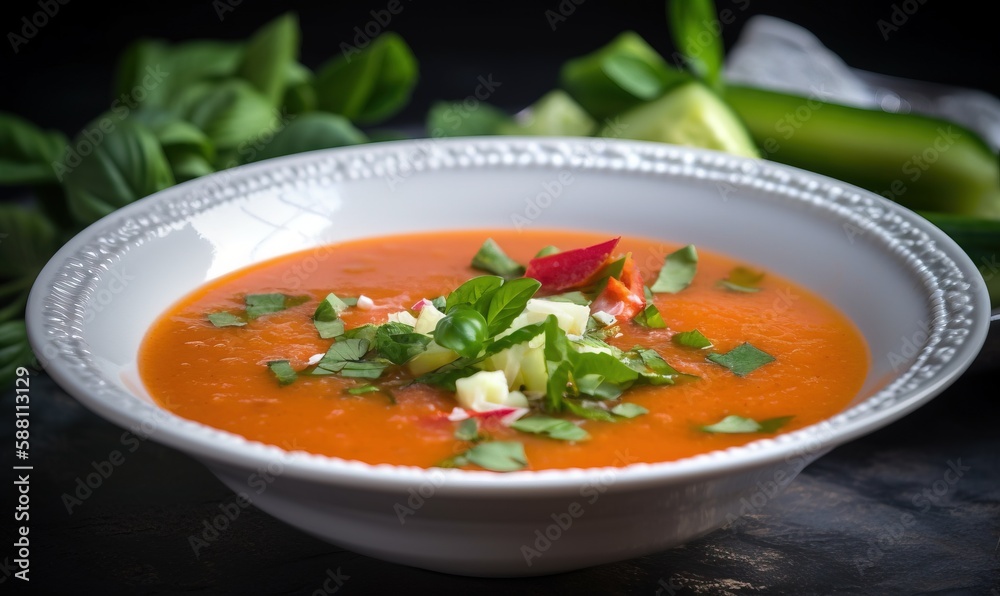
[524, 237, 620, 293]
[591, 255, 646, 319]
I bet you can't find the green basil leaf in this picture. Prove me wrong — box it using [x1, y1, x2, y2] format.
[672, 329, 713, 349]
[338, 323, 378, 344]
[611, 403, 648, 418]
[669, 0, 724, 91]
[707, 342, 775, 376]
[471, 238, 526, 278]
[339, 360, 389, 379]
[564, 399, 617, 422]
[416, 365, 480, 392]
[454, 418, 481, 442]
[130, 108, 216, 175]
[426, 101, 512, 137]
[115, 39, 243, 109]
[346, 384, 380, 395]
[572, 351, 640, 387]
[651, 244, 698, 294]
[250, 113, 367, 162]
[719, 266, 765, 293]
[511, 415, 590, 441]
[0, 112, 67, 185]
[313, 293, 349, 339]
[245, 293, 306, 319]
[430, 296, 447, 311]
[574, 374, 624, 400]
[702, 414, 793, 434]
[238, 13, 300, 105]
[314, 338, 371, 373]
[483, 321, 547, 356]
[433, 308, 488, 358]
[63, 120, 175, 225]
[174, 80, 278, 167]
[463, 440, 528, 472]
[484, 277, 541, 336]
[314, 32, 418, 125]
[535, 245, 560, 258]
[445, 276, 503, 313]
[0, 204, 59, 280]
[634, 303, 667, 328]
[559, 31, 689, 121]
[627, 347, 679, 385]
[267, 360, 297, 386]
[543, 314, 573, 412]
[207, 312, 246, 328]
[602, 53, 668, 100]
[375, 323, 431, 364]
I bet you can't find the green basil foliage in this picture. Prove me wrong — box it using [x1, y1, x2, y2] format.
[0, 13, 421, 385]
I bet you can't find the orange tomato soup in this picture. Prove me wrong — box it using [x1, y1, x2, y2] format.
[139, 230, 868, 470]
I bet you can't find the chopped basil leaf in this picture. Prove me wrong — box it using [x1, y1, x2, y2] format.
[564, 400, 617, 422]
[483, 277, 541, 336]
[267, 360, 297, 386]
[313, 293, 349, 339]
[611, 403, 648, 418]
[511, 415, 590, 441]
[484, 321, 547, 355]
[719, 266, 765, 293]
[702, 414, 793, 434]
[312, 338, 388, 379]
[543, 315, 573, 412]
[672, 329, 713, 349]
[534, 245, 560, 258]
[340, 296, 360, 306]
[440, 440, 528, 472]
[707, 342, 775, 377]
[471, 238, 526, 278]
[545, 291, 590, 306]
[338, 323, 378, 344]
[346, 384, 380, 395]
[375, 322, 431, 364]
[207, 312, 246, 327]
[575, 374, 624, 400]
[417, 365, 480, 391]
[651, 244, 698, 294]
[454, 417, 482, 441]
[430, 296, 447, 310]
[632, 347, 681, 382]
[573, 351, 640, 387]
[588, 254, 627, 294]
[445, 276, 504, 313]
[634, 303, 667, 328]
[245, 293, 307, 319]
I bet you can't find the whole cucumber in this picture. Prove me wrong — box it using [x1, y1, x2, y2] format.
[724, 85, 1000, 218]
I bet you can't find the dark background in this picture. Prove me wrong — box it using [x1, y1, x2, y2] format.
[2, 1, 998, 594]
[2, 0, 998, 137]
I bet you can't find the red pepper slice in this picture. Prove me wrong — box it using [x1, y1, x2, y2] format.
[591, 254, 646, 319]
[524, 237, 620, 293]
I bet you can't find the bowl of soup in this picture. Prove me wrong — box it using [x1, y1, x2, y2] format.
[26, 137, 990, 576]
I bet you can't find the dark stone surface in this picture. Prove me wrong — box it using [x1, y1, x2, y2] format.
[2, 334, 998, 594]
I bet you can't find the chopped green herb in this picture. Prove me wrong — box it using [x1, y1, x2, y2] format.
[611, 403, 649, 418]
[267, 360, 297, 386]
[634, 303, 667, 328]
[313, 293, 350, 339]
[575, 374, 624, 400]
[312, 338, 388, 379]
[375, 322, 431, 364]
[454, 417, 482, 441]
[245, 293, 307, 319]
[564, 400, 617, 422]
[702, 414, 793, 434]
[439, 440, 528, 472]
[534, 245, 560, 258]
[672, 329, 713, 349]
[338, 360, 390, 379]
[430, 296, 447, 310]
[340, 296, 360, 306]
[707, 342, 775, 377]
[346, 384, 380, 395]
[651, 244, 698, 294]
[338, 323, 378, 344]
[511, 415, 590, 441]
[471, 238, 526, 278]
[719, 266, 765, 293]
[207, 312, 246, 327]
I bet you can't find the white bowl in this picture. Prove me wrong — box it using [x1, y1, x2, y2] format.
[26, 137, 990, 577]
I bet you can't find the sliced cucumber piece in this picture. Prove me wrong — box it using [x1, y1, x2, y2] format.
[601, 81, 759, 158]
